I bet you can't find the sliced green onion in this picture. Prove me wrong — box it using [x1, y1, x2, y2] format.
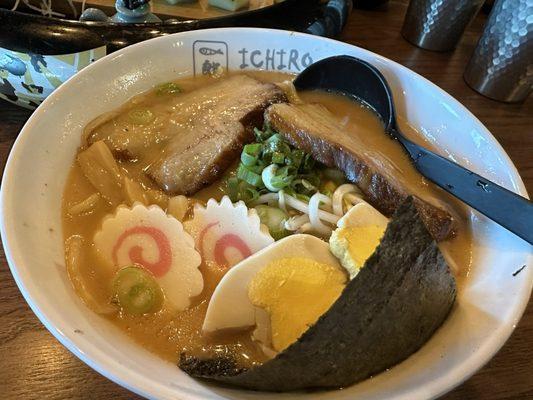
[262, 164, 295, 192]
[228, 177, 260, 204]
[231, 125, 334, 202]
[241, 186, 259, 203]
[241, 143, 263, 166]
[255, 205, 289, 240]
[253, 127, 263, 141]
[112, 266, 163, 315]
[261, 164, 278, 192]
[301, 153, 316, 172]
[234, 181, 259, 204]
[248, 162, 266, 175]
[156, 82, 181, 95]
[271, 176, 293, 190]
[237, 164, 263, 187]
[262, 125, 276, 140]
[263, 134, 291, 156]
[254, 127, 274, 142]
[287, 149, 304, 169]
[276, 142, 292, 156]
[128, 109, 154, 125]
[265, 133, 283, 144]
[227, 177, 240, 202]
[271, 152, 285, 164]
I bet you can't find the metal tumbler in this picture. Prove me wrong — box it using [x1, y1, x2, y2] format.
[464, 0, 532, 103]
[402, 0, 485, 51]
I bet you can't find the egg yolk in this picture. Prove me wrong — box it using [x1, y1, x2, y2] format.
[248, 257, 346, 352]
[336, 225, 385, 267]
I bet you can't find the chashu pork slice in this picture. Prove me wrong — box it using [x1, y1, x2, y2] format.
[145, 76, 287, 195]
[265, 102, 455, 241]
[85, 75, 285, 160]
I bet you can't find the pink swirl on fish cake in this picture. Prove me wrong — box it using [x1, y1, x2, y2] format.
[198, 222, 252, 268]
[112, 226, 172, 277]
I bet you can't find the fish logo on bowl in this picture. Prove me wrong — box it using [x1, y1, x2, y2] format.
[193, 40, 228, 76]
[198, 47, 224, 56]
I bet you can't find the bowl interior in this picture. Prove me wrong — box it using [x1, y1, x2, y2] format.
[1, 28, 531, 400]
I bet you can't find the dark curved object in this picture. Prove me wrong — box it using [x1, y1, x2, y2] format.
[0, 0, 351, 54]
[294, 55, 533, 245]
[123, 0, 150, 10]
[180, 198, 456, 391]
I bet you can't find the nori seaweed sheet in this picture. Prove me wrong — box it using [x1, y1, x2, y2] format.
[179, 197, 457, 391]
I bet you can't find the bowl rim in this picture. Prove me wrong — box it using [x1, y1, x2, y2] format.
[1, 27, 532, 400]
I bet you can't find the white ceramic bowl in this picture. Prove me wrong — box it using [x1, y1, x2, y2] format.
[1, 28, 531, 400]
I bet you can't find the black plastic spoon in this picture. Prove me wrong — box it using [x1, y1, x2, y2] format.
[294, 55, 533, 245]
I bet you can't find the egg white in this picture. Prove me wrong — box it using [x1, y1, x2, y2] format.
[336, 201, 389, 229]
[202, 234, 343, 333]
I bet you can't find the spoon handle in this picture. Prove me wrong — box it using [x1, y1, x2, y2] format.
[398, 136, 533, 245]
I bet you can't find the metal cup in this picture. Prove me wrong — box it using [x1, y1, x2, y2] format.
[464, 0, 532, 103]
[401, 0, 485, 51]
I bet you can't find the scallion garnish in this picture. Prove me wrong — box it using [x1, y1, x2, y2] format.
[237, 164, 264, 187]
[241, 143, 263, 166]
[112, 266, 163, 315]
[227, 177, 259, 203]
[302, 153, 316, 172]
[241, 185, 259, 203]
[287, 149, 304, 169]
[254, 205, 289, 240]
[156, 82, 181, 95]
[262, 164, 294, 192]
[230, 126, 347, 208]
[128, 109, 154, 125]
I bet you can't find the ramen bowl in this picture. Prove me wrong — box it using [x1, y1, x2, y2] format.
[1, 28, 531, 400]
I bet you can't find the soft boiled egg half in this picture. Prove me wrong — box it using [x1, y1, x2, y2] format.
[202, 234, 348, 355]
[330, 201, 389, 279]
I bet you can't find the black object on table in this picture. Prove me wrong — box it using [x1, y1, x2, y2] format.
[0, 0, 351, 55]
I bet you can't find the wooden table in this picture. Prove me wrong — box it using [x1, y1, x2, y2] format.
[0, 1, 531, 398]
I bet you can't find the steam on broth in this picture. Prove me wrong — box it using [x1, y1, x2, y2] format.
[62, 71, 472, 381]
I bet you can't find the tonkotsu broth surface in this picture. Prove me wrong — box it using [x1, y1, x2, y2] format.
[62, 71, 473, 367]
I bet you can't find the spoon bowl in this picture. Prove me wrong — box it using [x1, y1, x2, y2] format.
[294, 55, 396, 132]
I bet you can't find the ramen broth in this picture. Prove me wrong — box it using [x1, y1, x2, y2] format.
[62, 71, 473, 366]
